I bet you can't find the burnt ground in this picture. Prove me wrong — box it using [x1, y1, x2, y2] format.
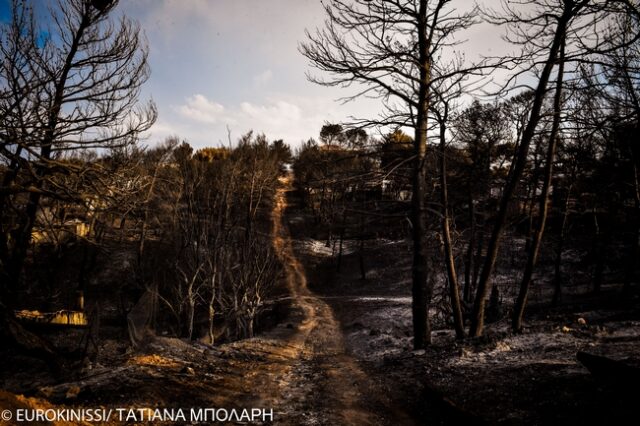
[302, 234, 640, 426]
[1, 177, 639, 425]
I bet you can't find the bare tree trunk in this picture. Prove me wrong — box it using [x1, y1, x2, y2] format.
[0, 144, 24, 292]
[472, 230, 484, 290]
[525, 182, 536, 253]
[512, 39, 565, 332]
[439, 115, 465, 339]
[591, 204, 615, 294]
[553, 182, 573, 306]
[327, 192, 336, 248]
[247, 312, 255, 338]
[208, 265, 217, 345]
[464, 195, 475, 304]
[470, 10, 571, 337]
[593, 223, 610, 294]
[624, 159, 640, 295]
[358, 203, 366, 280]
[187, 296, 195, 340]
[411, 0, 432, 349]
[337, 209, 346, 272]
[138, 153, 166, 267]
[524, 148, 543, 253]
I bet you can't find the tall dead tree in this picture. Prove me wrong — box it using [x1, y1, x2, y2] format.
[468, 0, 630, 337]
[512, 39, 566, 332]
[583, 11, 640, 295]
[431, 62, 473, 339]
[434, 94, 465, 339]
[0, 0, 156, 306]
[301, 0, 480, 348]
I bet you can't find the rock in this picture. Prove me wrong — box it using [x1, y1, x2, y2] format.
[577, 317, 587, 326]
[495, 341, 511, 352]
[460, 347, 473, 358]
[39, 386, 54, 398]
[181, 366, 195, 375]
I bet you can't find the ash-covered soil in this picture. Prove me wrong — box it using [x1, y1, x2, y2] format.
[306, 236, 640, 426]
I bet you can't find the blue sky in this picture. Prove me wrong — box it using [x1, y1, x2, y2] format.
[1, 0, 507, 149]
[121, 0, 387, 149]
[0, 1, 8, 22]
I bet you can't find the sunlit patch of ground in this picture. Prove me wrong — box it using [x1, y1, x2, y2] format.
[0, 389, 83, 426]
[127, 354, 181, 369]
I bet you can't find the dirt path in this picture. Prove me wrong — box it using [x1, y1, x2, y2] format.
[253, 175, 414, 425]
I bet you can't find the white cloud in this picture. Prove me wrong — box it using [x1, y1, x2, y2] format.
[177, 94, 227, 124]
[240, 100, 301, 126]
[165, 93, 364, 148]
